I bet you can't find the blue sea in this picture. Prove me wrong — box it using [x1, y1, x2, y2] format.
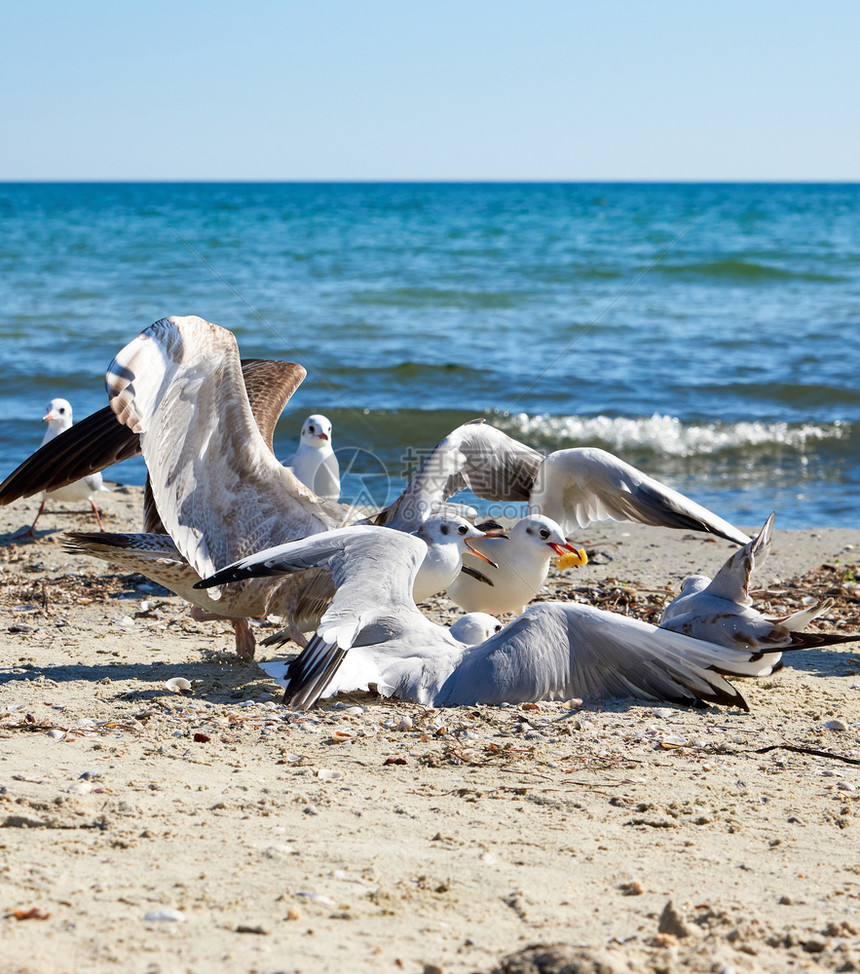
[0, 182, 858, 528]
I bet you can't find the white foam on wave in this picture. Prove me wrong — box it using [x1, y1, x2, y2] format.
[502, 412, 849, 457]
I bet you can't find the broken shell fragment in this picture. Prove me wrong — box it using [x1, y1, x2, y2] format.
[165, 678, 193, 695]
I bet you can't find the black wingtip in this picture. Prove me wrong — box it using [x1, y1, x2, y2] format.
[282, 635, 349, 711]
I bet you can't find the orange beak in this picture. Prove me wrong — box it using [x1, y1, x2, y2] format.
[464, 538, 499, 569]
[548, 541, 575, 557]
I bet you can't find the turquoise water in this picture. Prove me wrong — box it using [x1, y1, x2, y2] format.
[0, 182, 858, 527]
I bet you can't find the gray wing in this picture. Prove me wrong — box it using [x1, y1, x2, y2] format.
[432, 601, 787, 709]
[377, 420, 543, 531]
[197, 525, 430, 710]
[105, 316, 351, 583]
[658, 514, 776, 645]
[528, 448, 751, 544]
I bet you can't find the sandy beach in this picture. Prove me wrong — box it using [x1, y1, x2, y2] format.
[1, 485, 859, 974]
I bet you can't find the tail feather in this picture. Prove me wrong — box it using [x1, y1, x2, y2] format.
[774, 599, 833, 631]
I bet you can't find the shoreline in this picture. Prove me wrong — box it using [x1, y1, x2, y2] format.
[1, 487, 859, 973]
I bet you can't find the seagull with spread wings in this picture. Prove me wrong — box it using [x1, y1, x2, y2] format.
[197, 526, 785, 713]
[376, 419, 751, 545]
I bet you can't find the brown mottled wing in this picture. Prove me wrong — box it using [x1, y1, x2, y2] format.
[142, 477, 166, 533]
[240, 359, 307, 452]
[0, 359, 306, 506]
[105, 315, 345, 582]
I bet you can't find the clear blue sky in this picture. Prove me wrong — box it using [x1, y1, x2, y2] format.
[3, 0, 858, 181]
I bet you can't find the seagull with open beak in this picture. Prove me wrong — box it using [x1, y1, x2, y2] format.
[446, 514, 586, 616]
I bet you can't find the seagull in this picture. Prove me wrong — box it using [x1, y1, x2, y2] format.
[659, 513, 860, 653]
[31, 321, 342, 658]
[23, 398, 110, 536]
[196, 527, 784, 712]
[259, 610, 504, 690]
[448, 612, 503, 644]
[283, 414, 340, 501]
[376, 420, 751, 545]
[446, 514, 587, 616]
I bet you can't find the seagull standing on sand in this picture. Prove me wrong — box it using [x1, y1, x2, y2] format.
[283, 414, 340, 501]
[197, 527, 785, 712]
[446, 514, 587, 616]
[24, 398, 109, 536]
[659, 512, 860, 653]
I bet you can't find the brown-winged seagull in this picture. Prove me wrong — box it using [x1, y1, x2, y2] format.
[3, 356, 316, 657]
[62, 316, 503, 656]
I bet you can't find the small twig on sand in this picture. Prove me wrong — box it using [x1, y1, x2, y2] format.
[752, 744, 860, 766]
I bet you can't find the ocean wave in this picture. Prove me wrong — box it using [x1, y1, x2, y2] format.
[351, 287, 527, 309]
[656, 258, 844, 284]
[497, 412, 851, 458]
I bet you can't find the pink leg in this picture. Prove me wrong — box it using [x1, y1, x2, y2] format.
[288, 618, 310, 649]
[187, 607, 256, 659]
[89, 499, 106, 532]
[232, 619, 256, 659]
[23, 499, 47, 538]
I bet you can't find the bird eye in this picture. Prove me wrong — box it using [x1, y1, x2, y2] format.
[494, 624, 502, 632]
[308, 425, 315, 432]
[539, 528, 550, 539]
[458, 525, 467, 535]
[58, 408, 65, 414]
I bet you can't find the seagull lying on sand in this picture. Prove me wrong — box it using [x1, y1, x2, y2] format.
[377, 420, 751, 545]
[283, 414, 340, 501]
[197, 527, 784, 712]
[446, 514, 587, 616]
[259, 610, 505, 690]
[23, 398, 110, 536]
[659, 512, 860, 652]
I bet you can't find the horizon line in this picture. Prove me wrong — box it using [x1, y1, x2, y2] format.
[1, 177, 859, 186]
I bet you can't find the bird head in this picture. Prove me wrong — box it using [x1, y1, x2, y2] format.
[514, 515, 587, 565]
[417, 515, 499, 568]
[301, 414, 333, 448]
[43, 398, 73, 431]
